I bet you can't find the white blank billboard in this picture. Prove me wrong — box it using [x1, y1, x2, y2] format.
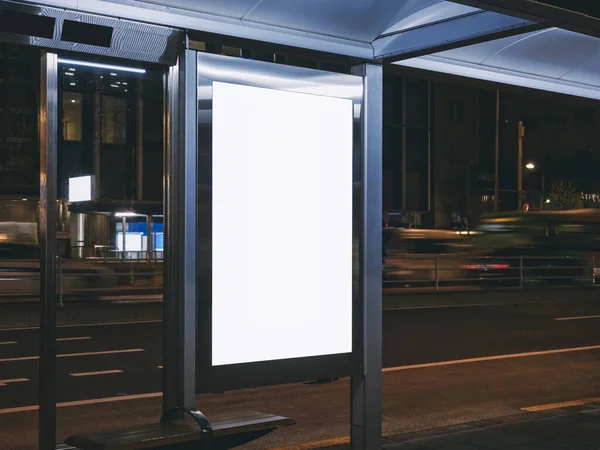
[211, 81, 353, 366]
[68, 175, 94, 203]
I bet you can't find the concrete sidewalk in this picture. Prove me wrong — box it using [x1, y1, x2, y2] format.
[321, 404, 600, 450]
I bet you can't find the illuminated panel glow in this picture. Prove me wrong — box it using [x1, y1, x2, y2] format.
[211, 81, 353, 366]
[68, 175, 94, 202]
[57, 58, 146, 74]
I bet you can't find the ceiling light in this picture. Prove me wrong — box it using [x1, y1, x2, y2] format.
[57, 58, 146, 74]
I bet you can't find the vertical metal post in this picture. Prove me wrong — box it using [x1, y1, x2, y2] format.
[57, 256, 63, 308]
[517, 121, 524, 211]
[137, 79, 144, 201]
[94, 79, 101, 196]
[494, 91, 499, 212]
[39, 51, 58, 450]
[147, 215, 153, 260]
[76, 213, 86, 258]
[350, 63, 383, 450]
[519, 256, 524, 289]
[427, 80, 432, 213]
[434, 256, 440, 292]
[540, 175, 545, 211]
[401, 76, 407, 210]
[121, 216, 127, 259]
[163, 47, 198, 414]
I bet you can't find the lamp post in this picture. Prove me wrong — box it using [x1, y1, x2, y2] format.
[517, 121, 525, 210]
[524, 161, 545, 211]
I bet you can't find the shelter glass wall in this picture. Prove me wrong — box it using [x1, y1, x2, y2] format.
[0, 42, 40, 450]
[53, 57, 165, 444]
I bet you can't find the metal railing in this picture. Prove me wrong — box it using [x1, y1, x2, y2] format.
[383, 254, 596, 292]
[70, 245, 164, 262]
[0, 253, 595, 304]
[0, 257, 163, 304]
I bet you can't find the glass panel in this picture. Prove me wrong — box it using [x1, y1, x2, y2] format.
[0, 42, 40, 450]
[55, 58, 164, 444]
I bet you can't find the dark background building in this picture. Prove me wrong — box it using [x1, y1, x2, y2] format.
[382, 66, 600, 229]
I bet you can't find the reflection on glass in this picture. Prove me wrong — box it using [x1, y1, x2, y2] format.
[62, 92, 82, 141]
[53, 59, 164, 444]
[0, 43, 40, 449]
[101, 95, 127, 145]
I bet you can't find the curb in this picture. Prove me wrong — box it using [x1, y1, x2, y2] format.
[383, 286, 600, 310]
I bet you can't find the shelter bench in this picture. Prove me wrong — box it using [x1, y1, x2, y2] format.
[65, 409, 295, 450]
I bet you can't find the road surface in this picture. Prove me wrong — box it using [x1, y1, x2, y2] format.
[3, 298, 600, 448]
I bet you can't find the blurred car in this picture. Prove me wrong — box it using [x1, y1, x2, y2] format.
[0, 242, 119, 298]
[382, 228, 469, 287]
[462, 247, 589, 286]
[464, 211, 595, 286]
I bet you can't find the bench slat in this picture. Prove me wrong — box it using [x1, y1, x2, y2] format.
[65, 411, 294, 450]
[213, 413, 295, 437]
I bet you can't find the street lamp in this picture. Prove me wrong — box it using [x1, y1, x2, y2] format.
[524, 161, 546, 210]
[517, 121, 525, 210]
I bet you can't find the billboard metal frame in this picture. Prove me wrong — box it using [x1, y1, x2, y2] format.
[193, 52, 364, 393]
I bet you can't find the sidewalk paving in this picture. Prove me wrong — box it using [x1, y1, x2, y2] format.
[387, 405, 600, 450]
[323, 404, 600, 450]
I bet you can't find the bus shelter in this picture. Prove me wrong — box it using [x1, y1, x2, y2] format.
[9, 0, 600, 449]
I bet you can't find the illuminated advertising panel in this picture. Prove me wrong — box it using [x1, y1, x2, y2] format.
[211, 81, 353, 366]
[68, 175, 95, 202]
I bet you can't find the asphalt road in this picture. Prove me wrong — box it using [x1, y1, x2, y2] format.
[3, 298, 600, 448]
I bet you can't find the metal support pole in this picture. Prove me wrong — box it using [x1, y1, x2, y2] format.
[350, 63, 383, 450]
[401, 76, 407, 210]
[494, 91, 499, 212]
[137, 79, 144, 201]
[517, 121, 524, 211]
[121, 216, 127, 259]
[57, 256, 63, 308]
[76, 213, 86, 258]
[147, 215, 153, 260]
[434, 256, 440, 292]
[519, 256, 524, 289]
[427, 80, 431, 212]
[39, 51, 58, 450]
[163, 47, 198, 414]
[540, 175, 545, 211]
[94, 79, 101, 196]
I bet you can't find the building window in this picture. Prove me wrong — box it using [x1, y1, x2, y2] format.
[221, 45, 242, 57]
[448, 101, 465, 122]
[62, 91, 82, 141]
[101, 95, 127, 145]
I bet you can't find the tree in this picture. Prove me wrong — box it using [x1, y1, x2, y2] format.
[548, 180, 583, 210]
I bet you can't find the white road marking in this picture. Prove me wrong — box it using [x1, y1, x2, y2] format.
[555, 314, 600, 321]
[0, 341, 16, 345]
[0, 348, 144, 363]
[0, 319, 162, 332]
[0, 392, 162, 415]
[70, 370, 123, 377]
[0, 378, 29, 387]
[383, 344, 600, 373]
[57, 336, 92, 342]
